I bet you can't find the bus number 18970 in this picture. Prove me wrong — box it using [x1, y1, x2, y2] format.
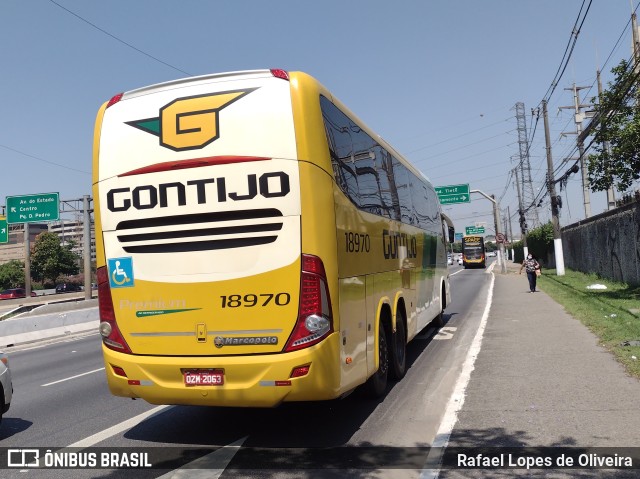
[345, 232, 370, 253]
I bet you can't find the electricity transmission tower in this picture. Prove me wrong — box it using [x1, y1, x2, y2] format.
[513, 102, 540, 230]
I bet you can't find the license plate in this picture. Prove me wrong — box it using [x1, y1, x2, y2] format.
[183, 369, 224, 387]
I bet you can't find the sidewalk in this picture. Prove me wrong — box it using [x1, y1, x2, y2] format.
[440, 260, 640, 477]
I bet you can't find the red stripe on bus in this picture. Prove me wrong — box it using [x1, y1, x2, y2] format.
[119, 156, 271, 177]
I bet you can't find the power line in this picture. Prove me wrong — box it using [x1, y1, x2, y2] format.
[541, 0, 593, 104]
[415, 130, 516, 163]
[48, 0, 191, 76]
[0, 143, 90, 175]
[521, 2, 638, 217]
[405, 117, 512, 154]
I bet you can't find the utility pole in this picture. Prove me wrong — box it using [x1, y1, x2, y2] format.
[597, 70, 617, 210]
[513, 167, 528, 258]
[633, 12, 640, 75]
[83, 195, 93, 300]
[559, 83, 591, 218]
[507, 205, 514, 262]
[491, 194, 506, 272]
[24, 224, 31, 297]
[543, 100, 565, 275]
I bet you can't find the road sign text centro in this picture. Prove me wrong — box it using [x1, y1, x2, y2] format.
[6, 193, 60, 224]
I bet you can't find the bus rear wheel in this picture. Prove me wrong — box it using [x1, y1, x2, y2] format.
[390, 313, 406, 381]
[433, 284, 446, 327]
[364, 321, 389, 397]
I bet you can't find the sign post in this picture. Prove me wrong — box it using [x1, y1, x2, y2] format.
[435, 184, 470, 205]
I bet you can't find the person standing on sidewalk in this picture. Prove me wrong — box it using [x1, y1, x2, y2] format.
[519, 254, 541, 293]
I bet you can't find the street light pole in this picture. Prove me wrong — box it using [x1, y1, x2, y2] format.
[471, 189, 506, 273]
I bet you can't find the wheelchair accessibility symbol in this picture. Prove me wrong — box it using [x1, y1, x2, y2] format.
[107, 257, 135, 288]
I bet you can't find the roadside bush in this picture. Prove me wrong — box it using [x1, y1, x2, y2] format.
[511, 223, 555, 266]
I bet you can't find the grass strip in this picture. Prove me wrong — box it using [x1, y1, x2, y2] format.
[537, 269, 640, 379]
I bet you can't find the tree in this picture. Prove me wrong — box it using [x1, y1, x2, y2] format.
[0, 260, 26, 289]
[587, 59, 640, 192]
[526, 222, 554, 264]
[30, 232, 80, 285]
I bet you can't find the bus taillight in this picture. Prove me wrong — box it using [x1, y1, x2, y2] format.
[284, 255, 333, 352]
[97, 266, 132, 354]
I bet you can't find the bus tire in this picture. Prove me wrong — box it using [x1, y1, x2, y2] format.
[390, 310, 407, 381]
[433, 284, 446, 327]
[364, 320, 389, 397]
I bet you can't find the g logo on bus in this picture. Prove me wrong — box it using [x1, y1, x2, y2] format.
[126, 89, 256, 151]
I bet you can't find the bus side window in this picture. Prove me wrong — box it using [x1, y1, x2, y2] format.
[321, 96, 359, 206]
[353, 127, 385, 217]
[393, 159, 414, 225]
[373, 147, 400, 221]
[411, 183, 430, 230]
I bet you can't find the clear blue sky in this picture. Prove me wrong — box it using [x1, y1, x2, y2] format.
[1, 0, 637, 237]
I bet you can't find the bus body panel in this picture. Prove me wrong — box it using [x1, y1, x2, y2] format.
[98, 73, 297, 181]
[95, 69, 450, 406]
[103, 334, 343, 407]
[95, 72, 304, 359]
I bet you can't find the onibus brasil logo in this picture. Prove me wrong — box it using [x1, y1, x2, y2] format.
[126, 89, 256, 151]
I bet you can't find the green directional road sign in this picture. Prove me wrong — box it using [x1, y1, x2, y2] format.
[0, 216, 7, 244]
[6, 192, 60, 224]
[435, 184, 470, 204]
[465, 226, 486, 235]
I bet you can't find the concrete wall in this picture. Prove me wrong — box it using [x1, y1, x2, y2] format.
[0, 301, 98, 347]
[562, 200, 640, 286]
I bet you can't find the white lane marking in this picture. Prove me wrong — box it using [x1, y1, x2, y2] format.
[68, 405, 171, 448]
[486, 261, 496, 274]
[156, 436, 248, 479]
[449, 269, 465, 277]
[41, 367, 105, 387]
[420, 272, 495, 479]
[433, 326, 457, 340]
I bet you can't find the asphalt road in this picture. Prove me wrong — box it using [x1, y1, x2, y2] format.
[0, 262, 494, 479]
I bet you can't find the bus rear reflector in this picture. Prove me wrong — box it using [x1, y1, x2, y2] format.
[111, 365, 127, 377]
[284, 255, 333, 352]
[106, 93, 123, 108]
[97, 266, 132, 354]
[290, 365, 311, 378]
[270, 69, 290, 81]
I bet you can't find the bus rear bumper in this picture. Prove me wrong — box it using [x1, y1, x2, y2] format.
[102, 334, 342, 407]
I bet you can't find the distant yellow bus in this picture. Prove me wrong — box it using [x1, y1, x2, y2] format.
[462, 235, 486, 268]
[93, 69, 452, 407]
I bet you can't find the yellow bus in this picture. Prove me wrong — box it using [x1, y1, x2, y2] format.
[462, 235, 486, 268]
[93, 69, 452, 407]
